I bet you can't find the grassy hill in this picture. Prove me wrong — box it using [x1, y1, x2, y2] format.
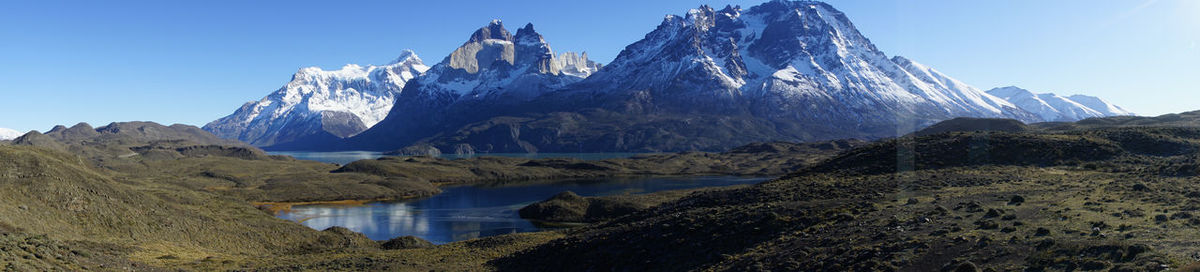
[491, 117, 1200, 271]
[12, 112, 1200, 270]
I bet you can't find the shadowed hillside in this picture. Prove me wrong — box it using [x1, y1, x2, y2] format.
[491, 116, 1200, 271]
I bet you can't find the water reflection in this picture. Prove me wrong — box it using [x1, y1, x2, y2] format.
[277, 176, 767, 244]
[267, 151, 653, 165]
[268, 151, 385, 165]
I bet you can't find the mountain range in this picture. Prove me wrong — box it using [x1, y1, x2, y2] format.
[203, 50, 431, 148]
[205, 0, 1133, 153]
[986, 86, 1134, 122]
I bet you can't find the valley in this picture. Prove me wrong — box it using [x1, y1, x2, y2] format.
[7, 111, 1200, 270]
[1, 0, 1192, 271]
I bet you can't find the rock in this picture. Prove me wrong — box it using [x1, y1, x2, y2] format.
[1008, 195, 1025, 205]
[1035, 227, 1051, 236]
[906, 198, 919, 205]
[380, 236, 434, 250]
[1132, 183, 1151, 192]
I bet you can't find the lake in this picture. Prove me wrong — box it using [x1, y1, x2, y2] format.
[275, 176, 768, 244]
[268, 151, 651, 165]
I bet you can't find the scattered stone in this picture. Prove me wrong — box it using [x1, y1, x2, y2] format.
[1034, 227, 1051, 236]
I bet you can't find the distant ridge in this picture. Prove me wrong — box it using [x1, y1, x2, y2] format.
[987, 86, 1133, 122]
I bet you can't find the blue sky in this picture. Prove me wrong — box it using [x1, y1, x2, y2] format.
[1, 0, 1197, 132]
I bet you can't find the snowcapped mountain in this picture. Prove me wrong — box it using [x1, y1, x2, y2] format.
[344, 1, 1048, 153]
[566, 2, 1038, 124]
[349, 20, 600, 149]
[204, 50, 430, 148]
[0, 127, 22, 140]
[987, 86, 1133, 122]
[1066, 94, 1135, 117]
[403, 20, 599, 101]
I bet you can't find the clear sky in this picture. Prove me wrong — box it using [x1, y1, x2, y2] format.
[1, 0, 1197, 132]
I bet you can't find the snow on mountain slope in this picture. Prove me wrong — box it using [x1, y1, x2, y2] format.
[987, 86, 1133, 122]
[204, 50, 429, 147]
[350, 21, 601, 149]
[1067, 94, 1135, 117]
[0, 128, 22, 140]
[571, 1, 1038, 125]
[404, 21, 599, 101]
[352, 1, 1051, 153]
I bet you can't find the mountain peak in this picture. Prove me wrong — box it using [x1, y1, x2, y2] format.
[518, 23, 535, 33]
[719, 5, 740, 15]
[987, 86, 1036, 99]
[389, 49, 422, 65]
[470, 19, 513, 42]
[515, 23, 545, 45]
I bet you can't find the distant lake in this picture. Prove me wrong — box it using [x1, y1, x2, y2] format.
[275, 176, 767, 244]
[268, 151, 651, 165]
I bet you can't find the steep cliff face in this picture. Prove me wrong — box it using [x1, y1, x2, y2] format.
[349, 20, 600, 150]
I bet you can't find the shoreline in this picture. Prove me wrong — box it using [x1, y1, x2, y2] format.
[262, 173, 776, 215]
[253, 199, 384, 214]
